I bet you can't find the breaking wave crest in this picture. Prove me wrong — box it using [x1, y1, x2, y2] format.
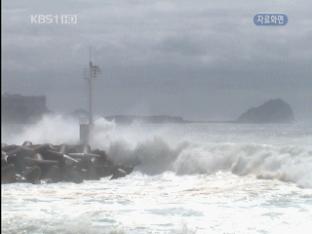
[107, 138, 312, 188]
[2, 115, 312, 188]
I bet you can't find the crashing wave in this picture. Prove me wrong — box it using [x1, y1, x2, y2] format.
[2, 115, 312, 188]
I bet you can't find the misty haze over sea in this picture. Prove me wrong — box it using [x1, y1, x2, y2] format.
[2, 0, 312, 121]
[2, 0, 312, 234]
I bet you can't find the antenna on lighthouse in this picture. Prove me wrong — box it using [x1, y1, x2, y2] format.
[80, 47, 101, 145]
[87, 47, 100, 126]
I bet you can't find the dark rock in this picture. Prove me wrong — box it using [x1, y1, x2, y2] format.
[91, 149, 108, 161]
[7, 154, 29, 173]
[63, 154, 79, 166]
[237, 99, 295, 123]
[121, 165, 134, 175]
[67, 152, 101, 159]
[63, 166, 83, 184]
[2, 164, 17, 183]
[76, 158, 99, 180]
[6, 146, 35, 158]
[2, 144, 19, 152]
[15, 173, 26, 183]
[39, 149, 63, 161]
[110, 164, 133, 180]
[110, 167, 128, 180]
[24, 158, 59, 166]
[44, 165, 62, 183]
[95, 165, 114, 177]
[1, 143, 133, 184]
[24, 166, 42, 184]
[92, 150, 115, 177]
[33, 144, 56, 153]
[2, 151, 8, 165]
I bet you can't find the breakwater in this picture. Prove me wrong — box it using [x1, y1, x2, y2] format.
[2, 142, 133, 184]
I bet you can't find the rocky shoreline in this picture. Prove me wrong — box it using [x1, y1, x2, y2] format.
[2, 142, 134, 184]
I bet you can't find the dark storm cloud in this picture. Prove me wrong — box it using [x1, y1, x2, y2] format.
[2, 0, 312, 120]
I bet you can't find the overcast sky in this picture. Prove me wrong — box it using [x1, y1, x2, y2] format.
[2, 0, 312, 120]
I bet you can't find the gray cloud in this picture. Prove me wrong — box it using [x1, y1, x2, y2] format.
[2, 0, 312, 120]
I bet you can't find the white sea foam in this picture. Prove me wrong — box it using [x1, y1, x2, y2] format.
[2, 171, 312, 234]
[2, 114, 312, 188]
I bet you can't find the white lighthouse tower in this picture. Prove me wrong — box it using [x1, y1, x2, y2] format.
[80, 47, 100, 145]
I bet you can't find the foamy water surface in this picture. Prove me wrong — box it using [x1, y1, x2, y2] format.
[2, 116, 312, 233]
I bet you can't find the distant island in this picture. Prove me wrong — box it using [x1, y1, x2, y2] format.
[105, 99, 296, 124]
[237, 99, 295, 123]
[2, 93, 295, 125]
[68, 99, 297, 125]
[70, 109, 190, 124]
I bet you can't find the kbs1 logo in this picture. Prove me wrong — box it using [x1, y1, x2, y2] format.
[30, 14, 78, 25]
[254, 14, 288, 26]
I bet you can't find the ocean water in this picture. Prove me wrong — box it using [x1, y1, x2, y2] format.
[2, 115, 312, 234]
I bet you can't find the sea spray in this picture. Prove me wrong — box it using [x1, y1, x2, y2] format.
[2, 114, 79, 145]
[2, 114, 312, 188]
